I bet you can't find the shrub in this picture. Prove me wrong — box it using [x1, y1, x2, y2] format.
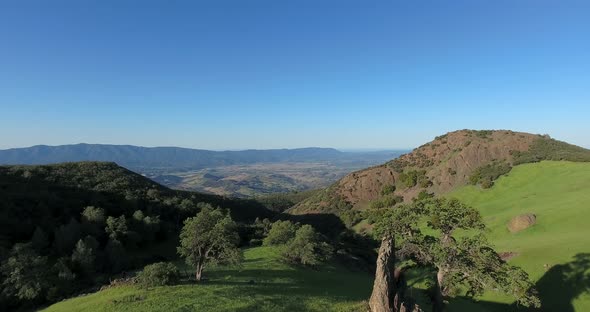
[481, 179, 494, 189]
[263, 220, 299, 246]
[340, 209, 363, 227]
[512, 137, 590, 165]
[380, 184, 396, 196]
[469, 161, 512, 188]
[399, 172, 416, 188]
[419, 177, 433, 188]
[370, 195, 404, 209]
[137, 262, 179, 288]
[281, 225, 332, 266]
[435, 134, 448, 140]
[388, 158, 409, 173]
[399, 170, 429, 188]
[413, 191, 434, 202]
[473, 130, 493, 138]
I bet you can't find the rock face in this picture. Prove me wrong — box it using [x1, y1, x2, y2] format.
[508, 213, 537, 233]
[339, 166, 395, 205]
[377, 130, 537, 197]
[291, 130, 540, 214]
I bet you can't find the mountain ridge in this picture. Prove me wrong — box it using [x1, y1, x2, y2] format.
[0, 144, 407, 198]
[0, 161, 276, 241]
[0, 144, 370, 169]
[289, 129, 590, 216]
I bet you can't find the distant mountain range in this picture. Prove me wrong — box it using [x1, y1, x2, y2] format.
[0, 143, 405, 171]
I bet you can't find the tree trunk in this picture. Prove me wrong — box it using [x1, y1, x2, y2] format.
[432, 268, 445, 312]
[369, 236, 396, 312]
[393, 267, 405, 310]
[195, 263, 204, 282]
[433, 234, 451, 312]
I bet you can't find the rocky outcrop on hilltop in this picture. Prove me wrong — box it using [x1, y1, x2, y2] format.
[290, 130, 590, 216]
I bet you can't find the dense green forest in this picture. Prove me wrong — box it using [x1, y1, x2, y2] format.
[0, 162, 276, 310]
[0, 162, 370, 311]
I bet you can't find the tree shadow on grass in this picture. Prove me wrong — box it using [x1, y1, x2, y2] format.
[182, 264, 373, 311]
[207, 269, 305, 283]
[176, 254, 590, 311]
[446, 253, 590, 312]
[211, 282, 360, 312]
[533, 253, 590, 312]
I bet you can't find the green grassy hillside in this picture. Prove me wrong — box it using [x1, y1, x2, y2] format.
[43, 246, 373, 312]
[450, 161, 590, 311]
[43, 161, 590, 312]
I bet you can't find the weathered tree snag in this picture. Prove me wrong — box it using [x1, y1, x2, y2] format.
[432, 269, 445, 312]
[433, 235, 452, 312]
[393, 267, 405, 310]
[369, 236, 396, 312]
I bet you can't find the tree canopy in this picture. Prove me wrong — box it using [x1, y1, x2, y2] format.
[263, 220, 299, 246]
[177, 206, 241, 281]
[282, 225, 333, 266]
[369, 198, 540, 311]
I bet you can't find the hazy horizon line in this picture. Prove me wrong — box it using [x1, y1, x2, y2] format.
[0, 142, 413, 153]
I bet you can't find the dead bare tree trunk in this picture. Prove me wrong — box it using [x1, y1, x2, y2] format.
[369, 236, 396, 312]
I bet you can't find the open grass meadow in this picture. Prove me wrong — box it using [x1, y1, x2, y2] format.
[43, 247, 373, 312]
[449, 161, 590, 311]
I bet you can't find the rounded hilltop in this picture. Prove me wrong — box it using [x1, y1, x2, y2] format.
[289, 129, 590, 215]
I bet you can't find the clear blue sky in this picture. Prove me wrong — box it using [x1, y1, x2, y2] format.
[1, 1, 589, 150]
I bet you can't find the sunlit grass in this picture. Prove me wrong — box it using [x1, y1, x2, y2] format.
[449, 161, 590, 311]
[44, 247, 372, 312]
[44, 161, 590, 312]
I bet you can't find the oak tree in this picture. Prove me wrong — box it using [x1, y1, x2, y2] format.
[177, 207, 241, 281]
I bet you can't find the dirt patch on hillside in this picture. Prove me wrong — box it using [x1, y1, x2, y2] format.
[507, 213, 537, 233]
